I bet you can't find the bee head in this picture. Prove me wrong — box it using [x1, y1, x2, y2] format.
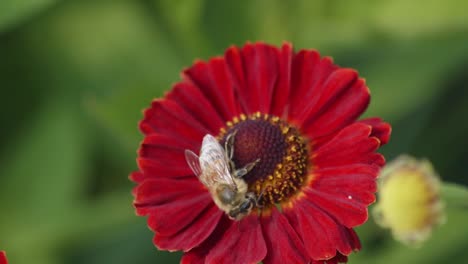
[227, 194, 256, 221]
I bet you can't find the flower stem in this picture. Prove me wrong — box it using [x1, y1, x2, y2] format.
[441, 183, 468, 211]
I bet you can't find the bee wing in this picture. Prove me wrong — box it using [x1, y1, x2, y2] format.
[184, 149, 203, 177]
[199, 135, 236, 187]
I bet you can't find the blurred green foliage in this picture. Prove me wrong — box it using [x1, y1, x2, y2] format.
[0, 0, 467, 263]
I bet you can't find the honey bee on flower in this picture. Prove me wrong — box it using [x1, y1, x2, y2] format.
[185, 131, 260, 220]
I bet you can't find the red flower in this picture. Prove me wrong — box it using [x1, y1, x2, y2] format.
[0, 251, 8, 264]
[130, 42, 391, 264]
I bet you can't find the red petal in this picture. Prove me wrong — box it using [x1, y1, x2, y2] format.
[314, 253, 349, 264]
[304, 117, 391, 151]
[313, 123, 385, 168]
[135, 133, 201, 182]
[289, 51, 338, 123]
[147, 194, 213, 235]
[304, 187, 369, 228]
[166, 81, 225, 134]
[270, 43, 293, 118]
[299, 69, 358, 121]
[311, 164, 379, 205]
[284, 201, 337, 260]
[206, 215, 267, 264]
[135, 133, 201, 181]
[181, 216, 233, 264]
[153, 203, 223, 252]
[138, 134, 193, 167]
[133, 178, 205, 216]
[226, 43, 279, 114]
[184, 58, 241, 121]
[285, 199, 361, 260]
[301, 75, 370, 140]
[137, 119, 207, 182]
[346, 228, 362, 251]
[138, 134, 201, 177]
[0, 251, 7, 264]
[129, 171, 144, 183]
[133, 178, 222, 251]
[181, 251, 205, 264]
[137, 157, 193, 179]
[140, 133, 195, 151]
[357, 117, 392, 145]
[261, 208, 309, 264]
[140, 99, 209, 142]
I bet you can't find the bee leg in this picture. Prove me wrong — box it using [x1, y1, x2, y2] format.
[224, 130, 238, 160]
[233, 158, 260, 178]
[228, 160, 236, 174]
[245, 192, 257, 206]
[255, 186, 268, 209]
[225, 130, 238, 173]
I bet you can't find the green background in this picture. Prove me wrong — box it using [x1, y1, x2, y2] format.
[1, 0, 468, 263]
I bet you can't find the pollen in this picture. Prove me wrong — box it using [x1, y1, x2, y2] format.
[220, 112, 310, 208]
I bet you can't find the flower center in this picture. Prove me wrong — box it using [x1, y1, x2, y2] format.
[219, 112, 310, 208]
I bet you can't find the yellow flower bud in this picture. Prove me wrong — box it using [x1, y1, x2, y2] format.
[373, 155, 445, 246]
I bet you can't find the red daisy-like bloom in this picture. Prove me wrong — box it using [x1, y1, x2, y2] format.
[0, 251, 8, 264]
[131, 42, 391, 264]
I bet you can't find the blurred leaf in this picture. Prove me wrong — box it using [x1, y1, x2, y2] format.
[20, 0, 184, 94]
[84, 85, 163, 153]
[3, 190, 135, 264]
[152, 0, 212, 59]
[15, 0, 188, 151]
[288, 0, 376, 49]
[353, 215, 390, 259]
[338, 34, 468, 121]
[258, 0, 468, 49]
[373, 0, 468, 37]
[201, 0, 257, 52]
[249, 0, 293, 44]
[0, 98, 89, 263]
[407, 66, 468, 184]
[0, 98, 89, 221]
[0, 0, 57, 32]
[65, 222, 181, 264]
[0, 95, 136, 264]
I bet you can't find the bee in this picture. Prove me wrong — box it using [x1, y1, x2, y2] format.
[184, 131, 260, 220]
